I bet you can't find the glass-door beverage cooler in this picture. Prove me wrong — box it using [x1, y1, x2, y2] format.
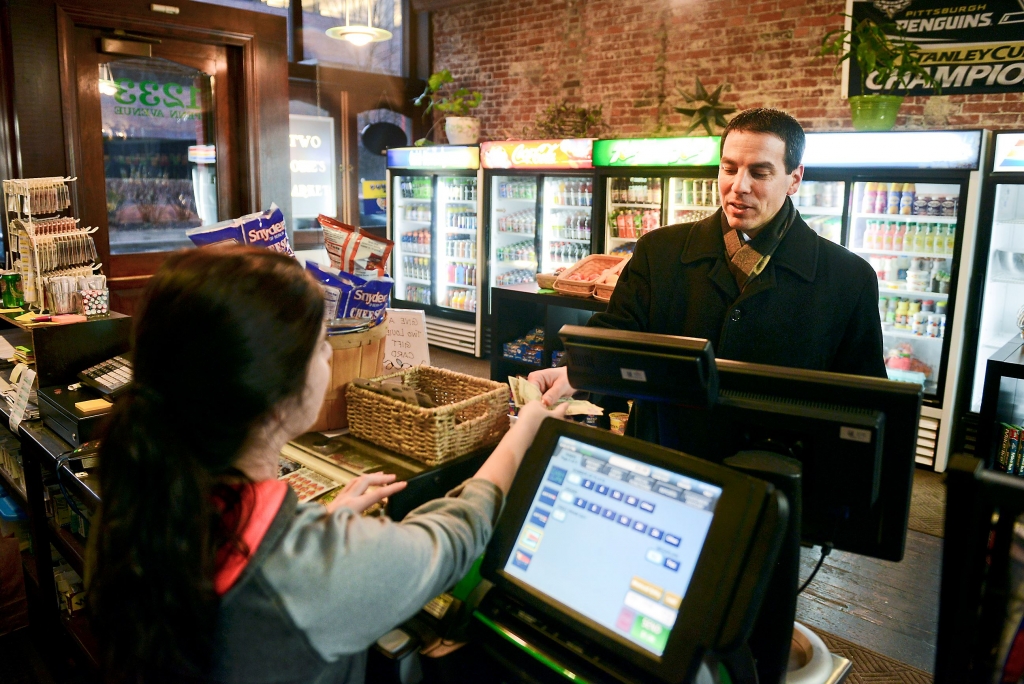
[955, 132, 1024, 459]
[802, 130, 986, 471]
[386, 146, 483, 356]
[592, 137, 722, 256]
[480, 139, 597, 323]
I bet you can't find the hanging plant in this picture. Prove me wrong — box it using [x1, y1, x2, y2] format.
[674, 78, 736, 136]
[532, 100, 607, 139]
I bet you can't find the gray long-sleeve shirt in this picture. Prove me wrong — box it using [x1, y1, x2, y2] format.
[209, 478, 503, 683]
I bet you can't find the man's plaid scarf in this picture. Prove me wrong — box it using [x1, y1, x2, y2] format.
[721, 197, 796, 291]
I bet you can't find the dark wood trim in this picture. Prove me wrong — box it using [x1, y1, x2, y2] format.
[54, 8, 83, 217]
[287, 0, 302, 63]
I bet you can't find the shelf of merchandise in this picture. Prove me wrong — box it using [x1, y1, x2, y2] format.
[883, 329, 945, 343]
[0, 464, 27, 508]
[404, 277, 431, 285]
[551, 237, 591, 244]
[853, 212, 958, 223]
[496, 260, 538, 267]
[496, 232, 536, 239]
[445, 199, 477, 205]
[400, 219, 431, 225]
[796, 205, 843, 216]
[878, 288, 949, 300]
[446, 283, 475, 289]
[853, 248, 955, 259]
[610, 202, 660, 210]
[447, 258, 478, 265]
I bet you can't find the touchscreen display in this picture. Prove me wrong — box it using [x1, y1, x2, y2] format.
[502, 436, 722, 657]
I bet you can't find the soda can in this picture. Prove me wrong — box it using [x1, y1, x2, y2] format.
[1, 271, 23, 308]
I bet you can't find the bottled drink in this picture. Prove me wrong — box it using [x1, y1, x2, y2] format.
[862, 221, 876, 250]
[893, 223, 906, 252]
[872, 183, 887, 215]
[900, 183, 915, 215]
[923, 224, 935, 253]
[912, 223, 926, 252]
[945, 225, 956, 255]
[882, 222, 895, 252]
[887, 182, 902, 214]
[861, 182, 876, 214]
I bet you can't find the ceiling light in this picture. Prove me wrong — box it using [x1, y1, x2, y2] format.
[326, 0, 392, 46]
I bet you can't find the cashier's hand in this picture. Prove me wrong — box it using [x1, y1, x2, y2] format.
[507, 401, 570, 457]
[527, 367, 575, 406]
[327, 473, 407, 515]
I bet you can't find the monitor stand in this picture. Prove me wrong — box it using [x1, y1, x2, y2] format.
[723, 451, 803, 684]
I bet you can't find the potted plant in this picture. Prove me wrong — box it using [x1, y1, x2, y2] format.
[414, 69, 483, 145]
[532, 100, 606, 139]
[820, 15, 941, 131]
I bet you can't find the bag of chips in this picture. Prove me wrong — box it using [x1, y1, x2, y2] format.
[305, 261, 393, 328]
[185, 221, 244, 248]
[317, 215, 394, 278]
[240, 204, 294, 256]
[187, 204, 295, 256]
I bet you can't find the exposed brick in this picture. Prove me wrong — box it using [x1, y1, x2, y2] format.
[432, 0, 1021, 139]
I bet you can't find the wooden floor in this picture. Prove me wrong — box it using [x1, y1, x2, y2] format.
[797, 530, 942, 673]
[431, 346, 945, 674]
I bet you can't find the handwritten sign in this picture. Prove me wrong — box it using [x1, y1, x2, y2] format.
[384, 308, 430, 371]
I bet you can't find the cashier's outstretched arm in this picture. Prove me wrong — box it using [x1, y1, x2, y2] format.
[475, 401, 569, 494]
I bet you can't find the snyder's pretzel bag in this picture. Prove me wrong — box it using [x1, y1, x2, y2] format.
[187, 204, 295, 256]
[305, 261, 392, 327]
[317, 215, 393, 278]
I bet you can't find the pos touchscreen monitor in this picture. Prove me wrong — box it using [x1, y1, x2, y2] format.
[481, 419, 786, 684]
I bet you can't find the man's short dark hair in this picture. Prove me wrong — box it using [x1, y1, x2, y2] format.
[720, 108, 805, 174]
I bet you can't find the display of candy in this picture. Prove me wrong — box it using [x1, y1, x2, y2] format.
[503, 327, 545, 366]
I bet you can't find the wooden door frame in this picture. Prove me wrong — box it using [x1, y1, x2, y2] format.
[53, 1, 285, 295]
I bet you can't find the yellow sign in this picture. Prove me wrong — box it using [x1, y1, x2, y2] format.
[362, 180, 387, 199]
[481, 139, 594, 169]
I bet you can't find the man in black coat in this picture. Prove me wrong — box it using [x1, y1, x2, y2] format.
[530, 108, 887, 444]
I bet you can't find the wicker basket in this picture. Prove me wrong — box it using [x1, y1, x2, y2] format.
[346, 366, 510, 465]
[536, 273, 558, 289]
[554, 254, 628, 298]
[594, 255, 632, 302]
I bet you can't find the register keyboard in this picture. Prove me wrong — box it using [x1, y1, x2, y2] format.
[77, 355, 132, 399]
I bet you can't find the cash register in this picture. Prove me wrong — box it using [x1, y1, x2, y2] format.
[475, 418, 788, 684]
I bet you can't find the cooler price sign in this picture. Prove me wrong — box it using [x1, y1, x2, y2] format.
[387, 146, 480, 170]
[480, 139, 595, 169]
[593, 137, 720, 167]
[290, 114, 337, 219]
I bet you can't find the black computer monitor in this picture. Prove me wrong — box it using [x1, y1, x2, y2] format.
[481, 419, 786, 684]
[560, 326, 922, 562]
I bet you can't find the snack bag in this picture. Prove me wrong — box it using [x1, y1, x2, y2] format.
[305, 261, 392, 327]
[240, 204, 294, 256]
[317, 215, 356, 271]
[317, 215, 393, 278]
[185, 220, 244, 248]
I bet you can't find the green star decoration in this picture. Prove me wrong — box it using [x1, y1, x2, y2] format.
[675, 78, 736, 136]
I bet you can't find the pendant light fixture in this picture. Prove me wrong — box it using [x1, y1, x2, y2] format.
[98, 62, 119, 97]
[326, 0, 392, 47]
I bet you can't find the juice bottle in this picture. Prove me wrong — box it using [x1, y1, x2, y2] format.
[894, 222, 906, 252]
[886, 182, 901, 214]
[923, 224, 935, 253]
[861, 182, 877, 214]
[863, 221, 877, 250]
[874, 183, 888, 215]
[883, 222, 896, 252]
[900, 183, 916, 215]
[912, 223, 927, 252]
[932, 225, 946, 255]
[945, 225, 956, 255]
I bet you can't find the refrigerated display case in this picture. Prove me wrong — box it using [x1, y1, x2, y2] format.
[802, 130, 987, 471]
[386, 146, 483, 356]
[592, 137, 721, 256]
[480, 139, 596, 323]
[955, 132, 1024, 458]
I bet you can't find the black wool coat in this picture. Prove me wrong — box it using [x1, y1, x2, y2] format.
[587, 208, 888, 446]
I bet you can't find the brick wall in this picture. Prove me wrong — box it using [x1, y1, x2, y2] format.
[432, 0, 1024, 138]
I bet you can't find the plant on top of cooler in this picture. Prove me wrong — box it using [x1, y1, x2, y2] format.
[413, 68, 483, 146]
[531, 100, 607, 139]
[673, 78, 736, 136]
[819, 14, 941, 131]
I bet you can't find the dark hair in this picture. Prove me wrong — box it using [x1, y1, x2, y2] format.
[88, 247, 324, 682]
[720, 107, 806, 174]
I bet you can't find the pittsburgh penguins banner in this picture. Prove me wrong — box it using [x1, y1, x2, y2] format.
[848, 0, 1024, 95]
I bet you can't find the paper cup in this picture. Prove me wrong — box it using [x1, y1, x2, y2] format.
[609, 412, 629, 435]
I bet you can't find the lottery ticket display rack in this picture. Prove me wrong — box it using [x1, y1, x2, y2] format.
[2, 177, 102, 311]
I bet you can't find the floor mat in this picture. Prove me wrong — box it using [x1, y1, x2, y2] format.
[908, 469, 946, 538]
[809, 626, 933, 684]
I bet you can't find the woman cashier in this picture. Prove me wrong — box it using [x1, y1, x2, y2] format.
[86, 247, 566, 683]
[530, 108, 886, 445]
